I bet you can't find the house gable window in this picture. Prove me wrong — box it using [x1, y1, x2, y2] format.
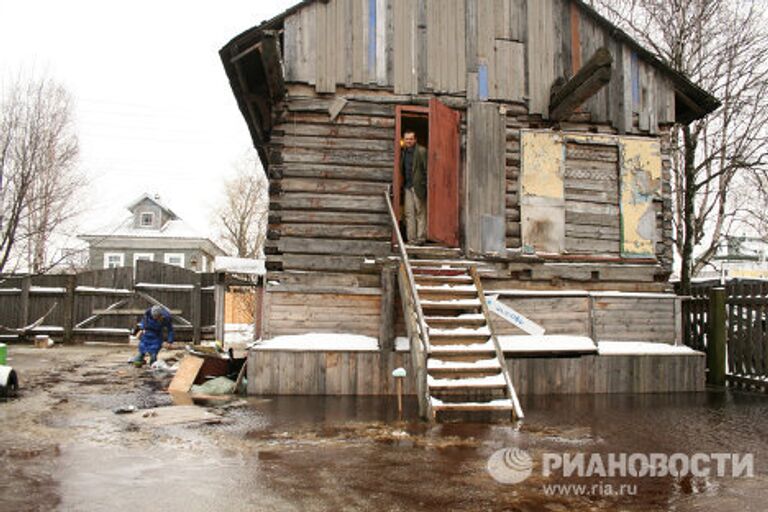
[104, 252, 124, 269]
[140, 212, 154, 227]
[164, 253, 185, 268]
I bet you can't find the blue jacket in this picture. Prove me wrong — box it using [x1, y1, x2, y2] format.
[138, 308, 174, 354]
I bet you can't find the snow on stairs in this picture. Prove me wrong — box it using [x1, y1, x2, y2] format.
[407, 249, 523, 421]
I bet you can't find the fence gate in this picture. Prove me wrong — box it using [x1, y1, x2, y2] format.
[0, 261, 215, 343]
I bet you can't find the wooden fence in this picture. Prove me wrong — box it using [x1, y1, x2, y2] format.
[0, 261, 217, 343]
[680, 279, 768, 390]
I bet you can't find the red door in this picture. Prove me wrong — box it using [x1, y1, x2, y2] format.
[427, 98, 460, 247]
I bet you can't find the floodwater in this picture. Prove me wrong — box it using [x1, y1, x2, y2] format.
[2, 347, 767, 511]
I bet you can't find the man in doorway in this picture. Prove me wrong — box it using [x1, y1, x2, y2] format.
[401, 130, 427, 244]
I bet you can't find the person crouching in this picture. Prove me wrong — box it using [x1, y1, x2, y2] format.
[130, 305, 175, 367]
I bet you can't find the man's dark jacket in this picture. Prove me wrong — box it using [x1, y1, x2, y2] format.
[401, 144, 428, 200]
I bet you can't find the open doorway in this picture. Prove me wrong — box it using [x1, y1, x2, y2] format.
[393, 100, 460, 248]
[393, 107, 429, 244]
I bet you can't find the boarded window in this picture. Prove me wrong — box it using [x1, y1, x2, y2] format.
[564, 142, 620, 255]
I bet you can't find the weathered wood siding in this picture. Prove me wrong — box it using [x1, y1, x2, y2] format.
[490, 296, 591, 336]
[465, 102, 506, 253]
[264, 290, 381, 338]
[485, 292, 678, 342]
[593, 295, 676, 342]
[280, 0, 677, 134]
[248, 349, 415, 395]
[564, 140, 620, 255]
[507, 353, 705, 394]
[246, 348, 705, 395]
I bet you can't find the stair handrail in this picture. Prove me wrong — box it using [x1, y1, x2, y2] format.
[469, 266, 525, 420]
[384, 188, 430, 353]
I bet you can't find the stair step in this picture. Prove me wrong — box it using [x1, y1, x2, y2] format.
[415, 283, 477, 292]
[430, 335, 491, 346]
[411, 266, 468, 279]
[413, 274, 474, 284]
[428, 358, 500, 371]
[430, 397, 515, 412]
[428, 373, 507, 389]
[410, 259, 475, 267]
[429, 326, 490, 336]
[425, 318, 487, 329]
[404, 245, 464, 259]
[429, 340, 496, 356]
[421, 298, 481, 308]
[427, 358, 501, 379]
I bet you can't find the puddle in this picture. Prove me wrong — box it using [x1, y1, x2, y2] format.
[4, 359, 768, 512]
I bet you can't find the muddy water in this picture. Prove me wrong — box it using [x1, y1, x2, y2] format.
[57, 392, 768, 511]
[2, 347, 767, 512]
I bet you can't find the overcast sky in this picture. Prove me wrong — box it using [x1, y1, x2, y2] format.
[0, 0, 297, 247]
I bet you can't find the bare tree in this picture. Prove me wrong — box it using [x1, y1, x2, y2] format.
[215, 153, 268, 258]
[591, 0, 768, 292]
[0, 73, 83, 273]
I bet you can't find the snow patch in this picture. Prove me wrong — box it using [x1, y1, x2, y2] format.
[214, 256, 265, 275]
[597, 341, 702, 356]
[251, 333, 380, 351]
[497, 335, 597, 353]
[75, 286, 131, 293]
[30, 286, 66, 294]
[428, 373, 506, 388]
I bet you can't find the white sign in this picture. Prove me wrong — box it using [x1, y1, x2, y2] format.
[486, 295, 546, 336]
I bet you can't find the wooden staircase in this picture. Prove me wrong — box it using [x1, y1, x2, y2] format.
[410, 251, 523, 421]
[384, 189, 522, 422]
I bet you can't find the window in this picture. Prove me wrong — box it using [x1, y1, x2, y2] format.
[133, 253, 154, 266]
[164, 253, 185, 268]
[140, 212, 154, 227]
[104, 252, 124, 269]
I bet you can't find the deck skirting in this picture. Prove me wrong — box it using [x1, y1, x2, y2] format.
[247, 349, 705, 395]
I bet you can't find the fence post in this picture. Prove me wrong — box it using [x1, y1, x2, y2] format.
[707, 287, 727, 386]
[378, 265, 396, 351]
[214, 272, 226, 343]
[62, 274, 76, 344]
[18, 275, 31, 329]
[191, 274, 202, 344]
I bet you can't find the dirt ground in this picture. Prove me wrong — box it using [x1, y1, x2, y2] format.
[1, 344, 767, 512]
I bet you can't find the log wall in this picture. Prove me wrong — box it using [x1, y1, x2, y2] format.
[262, 84, 677, 339]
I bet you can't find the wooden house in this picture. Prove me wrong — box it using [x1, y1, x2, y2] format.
[219, 0, 717, 419]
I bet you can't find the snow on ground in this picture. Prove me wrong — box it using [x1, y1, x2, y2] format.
[251, 333, 380, 351]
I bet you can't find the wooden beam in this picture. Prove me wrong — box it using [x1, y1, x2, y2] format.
[233, 60, 266, 143]
[230, 41, 262, 64]
[550, 47, 613, 121]
[260, 32, 285, 102]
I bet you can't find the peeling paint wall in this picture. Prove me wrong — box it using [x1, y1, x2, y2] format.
[619, 139, 662, 257]
[519, 130, 662, 259]
[520, 131, 565, 253]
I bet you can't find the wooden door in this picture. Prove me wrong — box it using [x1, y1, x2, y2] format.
[427, 98, 460, 247]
